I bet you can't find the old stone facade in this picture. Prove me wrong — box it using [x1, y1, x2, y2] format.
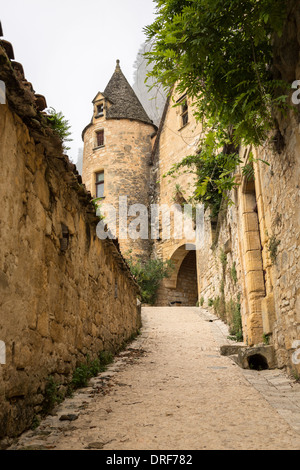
[151, 88, 300, 373]
[0, 37, 141, 439]
[80, 34, 300, 376]
[151, 93, 201, 306]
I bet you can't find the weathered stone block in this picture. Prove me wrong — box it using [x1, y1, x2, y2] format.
[245, 271, 265, 295]
[248, 297, 263, 315]
[37, 311, 49, 338]
[242, 192, 257, 212]
[246, 312, 263, 345]
[261, 294, 276, 335]
[245, 250, 263, 272]
[5, 371, 28, 399]
[49, 322, 65, 343]
[243, 212, 259, 232]
[14, 345, 31, 370]
[220, 344, 246, 356]
[244, 232, 262, 252]
[238, 345, 277, 369]
[33, 171, 50, 209]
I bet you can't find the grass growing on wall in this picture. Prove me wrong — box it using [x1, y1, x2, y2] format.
[210, 250, 243, 341]
[227, 295, 243, 342]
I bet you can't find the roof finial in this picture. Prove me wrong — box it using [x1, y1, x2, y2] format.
[116, 59, 121, 72]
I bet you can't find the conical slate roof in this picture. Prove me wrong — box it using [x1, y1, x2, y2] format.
[104, 60, 155, 127]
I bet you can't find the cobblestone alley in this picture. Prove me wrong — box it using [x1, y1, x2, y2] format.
[9, 307, 300, 450]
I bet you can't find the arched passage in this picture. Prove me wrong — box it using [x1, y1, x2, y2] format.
[156, 245, 198, 306]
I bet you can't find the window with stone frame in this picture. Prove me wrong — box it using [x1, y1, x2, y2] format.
[96, 103, 104, 117]
[95, 129, 104, 147]
[178, 94, 189, 128]
[95, 171, 104, 198]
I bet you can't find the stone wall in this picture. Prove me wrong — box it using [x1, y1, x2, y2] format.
[196, 1, 300, 372]
[196, 123, 300, 371]
[0, 43, 141, 439]
[196, 197, 244, 336]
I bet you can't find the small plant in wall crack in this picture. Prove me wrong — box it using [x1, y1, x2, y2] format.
[220, 249, 227, 269]
[172, 184, 186, 205]
[262, 333, 271, 345]
[91, 198, 106, 220]
[268, 233, 281, 264]
[42, 376, 64, 415]
[230, 261, 238, 284]
[46, 107, 73, 152]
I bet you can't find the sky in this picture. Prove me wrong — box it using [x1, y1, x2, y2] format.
[1, 0, 157, 163]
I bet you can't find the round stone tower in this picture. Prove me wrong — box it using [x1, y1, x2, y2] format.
[82, 60, 157, 259]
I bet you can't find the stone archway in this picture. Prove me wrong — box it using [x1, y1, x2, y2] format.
[156, 245, 198, 306]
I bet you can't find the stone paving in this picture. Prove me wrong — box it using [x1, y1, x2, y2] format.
[7, 307, 300, 450]
[202, 308, 300, 434]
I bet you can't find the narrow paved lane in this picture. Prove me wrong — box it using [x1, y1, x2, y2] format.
[11, 307, 300, 450]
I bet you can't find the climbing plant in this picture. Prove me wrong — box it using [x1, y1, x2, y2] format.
[145, 0, 289, 214]
[126, 253, 174, 305]
[165, 129, 241, 216]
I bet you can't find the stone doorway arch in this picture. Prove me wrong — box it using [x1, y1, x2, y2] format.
[156, 244, 198, 306]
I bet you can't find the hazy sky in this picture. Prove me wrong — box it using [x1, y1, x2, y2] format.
[1, 0, 157, 163]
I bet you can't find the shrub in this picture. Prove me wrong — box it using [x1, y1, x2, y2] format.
[47, 107, 72, 151]
[71, 352, 114, 389]
[213, 295, 226, 321]
[126, 255, 174, 305]
[42, 376, 64, 414]
[227, 297, 243, 342]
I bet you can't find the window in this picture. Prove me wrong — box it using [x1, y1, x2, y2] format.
[96, 129, 104, 147]
[181, 98, 188, 127]
[96, 103, 104, 117]
[95, 171, 104, 198]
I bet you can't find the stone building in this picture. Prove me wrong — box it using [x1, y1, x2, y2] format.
[82, 60, 157, 259]
[150, 92, 201, 307]
[149, 86, 300, 374]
